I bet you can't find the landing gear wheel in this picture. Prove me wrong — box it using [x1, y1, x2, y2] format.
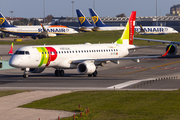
[59, 70, 64, 76]
[55, 70, 59, 76]
[92, 71, 97, 77]
[88, 74, 92, 77]
[55, 69, 65, 77]
[23, 74, 28, 78]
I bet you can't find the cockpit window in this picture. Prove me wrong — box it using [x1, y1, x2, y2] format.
[25, 51, 30, 54]
[14, 51, 30, 55]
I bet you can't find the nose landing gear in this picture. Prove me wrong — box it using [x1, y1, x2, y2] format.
[22, 68, 29, 78]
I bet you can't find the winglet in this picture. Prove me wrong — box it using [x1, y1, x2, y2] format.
[8, 43, 13, 55]
[41, 24, 46, 32]
[140, 24, 145, 33]
[161, 45, 172, 57]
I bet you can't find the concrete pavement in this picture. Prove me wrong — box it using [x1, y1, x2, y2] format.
[0, 91, 75, 120]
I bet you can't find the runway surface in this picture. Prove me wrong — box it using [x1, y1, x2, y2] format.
[0, 45, 180, 90]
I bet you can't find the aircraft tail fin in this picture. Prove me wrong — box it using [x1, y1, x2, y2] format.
[89, 8, 108, 27]
[8, 43, 13, 55]
[0, 12, 14, 27]
[76, 9, 94, 27]
[115, 11, 136, 45]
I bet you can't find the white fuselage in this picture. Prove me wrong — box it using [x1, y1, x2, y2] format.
[95, 26, 125, 31]
[2, 25, 78, 36]
[9, 43, 134, 69]
[135, 26, 178, 34]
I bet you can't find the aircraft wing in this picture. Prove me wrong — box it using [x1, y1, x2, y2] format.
[70, 55, 165, 64]
[134, 37, 180, 45]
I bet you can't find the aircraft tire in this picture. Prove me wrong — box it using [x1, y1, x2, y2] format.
[32, 36, 36, 39]
[55, 70, 60, 76]
[88, 74, 92, 77]
[0, 34, 4, 38]
[59, 70, 64, 76]
[92, 71, 97, 77]
[23, 74, 28, 78]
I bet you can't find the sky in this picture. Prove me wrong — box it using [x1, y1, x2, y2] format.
[0, 0, 180, 18]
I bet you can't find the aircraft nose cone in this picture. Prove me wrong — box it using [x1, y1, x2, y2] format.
[9, 56, 19, 67]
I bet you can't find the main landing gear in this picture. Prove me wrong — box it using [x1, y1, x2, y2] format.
[55, 69, 65, 77]
[88, 70, 97, 77]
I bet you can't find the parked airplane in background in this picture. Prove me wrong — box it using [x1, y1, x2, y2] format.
[76, 9, 94, 32]
[9, 11, 167, 78]
[135, 25, 178, 35]
[86, 8, 178, 34]
[89, 8, 125, 31]
[0, 12, 78, 39]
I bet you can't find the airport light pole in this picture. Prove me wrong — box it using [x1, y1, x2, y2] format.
[93, 0, 95, 10]
[71, 1, 75, 18]
[9, 11, 13, 25]
[156, 0, 158, 26]
[44, 0, 46, 25]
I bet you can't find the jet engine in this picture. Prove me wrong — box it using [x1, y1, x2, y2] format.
[166, 44, 177, 55]
[29, 68, 45, 73]
[77, 62, 96, 74]
[79, 27, 92, 32]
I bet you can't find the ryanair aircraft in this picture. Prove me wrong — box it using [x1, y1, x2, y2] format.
[0, 12, 78, 39]
[9, 11, 167, 78]
[77, 8, 178, 34]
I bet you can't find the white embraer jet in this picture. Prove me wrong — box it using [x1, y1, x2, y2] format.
[9, 11, 167, 78]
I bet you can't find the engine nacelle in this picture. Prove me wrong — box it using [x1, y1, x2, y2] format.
[29, 68, 45, 73]
[77, 62, 96, 74]
[166, 44, 177, 55]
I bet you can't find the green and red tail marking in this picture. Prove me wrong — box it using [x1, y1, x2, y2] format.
[162, 45, 172, 57]
[8, 43, 13, 55]
[116, 11, 136, 45]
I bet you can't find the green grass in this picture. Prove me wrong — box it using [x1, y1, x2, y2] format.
[1, 31, 180, 46]
[21, 90, 180, 120]
[0, 90, 27, 97]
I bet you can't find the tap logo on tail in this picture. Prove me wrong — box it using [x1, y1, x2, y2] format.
[91, 16, 98, 24]
[78, 17, 85, 25]
[0, 18, 5, 25]
[36, 47, 57, 67]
